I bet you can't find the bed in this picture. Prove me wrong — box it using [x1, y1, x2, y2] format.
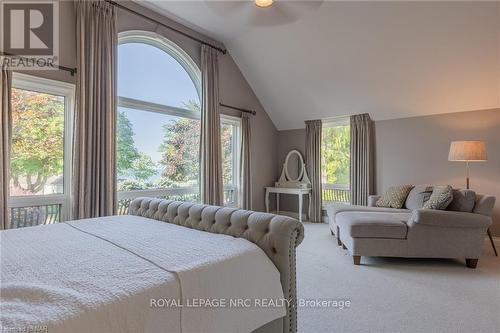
[0, 197, 304, 333]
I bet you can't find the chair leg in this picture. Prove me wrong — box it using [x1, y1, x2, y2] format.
[342, 244, 347, 250]
[331, 230, 334, 236]
[353, 256, 361, 265]
[487, 229, 498, 256]
[465, 258, 478, 269]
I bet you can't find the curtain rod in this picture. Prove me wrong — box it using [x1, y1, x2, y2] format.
[105, 0, 227, 55]
[220, 103, 256, 116]
[1, 52, 77, 76]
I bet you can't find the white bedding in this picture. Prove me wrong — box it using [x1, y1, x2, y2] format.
[0, 215, 285, 333]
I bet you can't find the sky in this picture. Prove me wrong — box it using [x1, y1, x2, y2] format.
[117, 43, 199, 162]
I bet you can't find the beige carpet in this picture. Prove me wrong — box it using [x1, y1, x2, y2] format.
[296, 223, 500, 333]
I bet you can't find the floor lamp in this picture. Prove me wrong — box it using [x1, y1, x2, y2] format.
[448, 141, 497, 256]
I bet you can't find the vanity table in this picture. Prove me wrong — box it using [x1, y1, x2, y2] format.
[265, 149, 312, 223]
[265, 187, 311, 222]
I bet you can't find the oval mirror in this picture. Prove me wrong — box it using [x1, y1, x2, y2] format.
[284, 150, 304, 182]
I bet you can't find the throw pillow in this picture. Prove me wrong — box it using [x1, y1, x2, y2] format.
[405, 185, 434, 210]
[447, 189, 476, 213]
[376, 185, 414, 209]
[423, 185, 453, 210]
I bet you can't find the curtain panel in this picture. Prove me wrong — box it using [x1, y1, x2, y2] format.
[350, 113, 374, 206]
[239, 114, 252, 210]
[0, 68, 12, 229]
[200, 45, 223, 206]
[72, 0, 117, 218]
[305, 120, 322, 222]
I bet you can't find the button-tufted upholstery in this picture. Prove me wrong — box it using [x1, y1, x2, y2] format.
[129, 197, 304, 333]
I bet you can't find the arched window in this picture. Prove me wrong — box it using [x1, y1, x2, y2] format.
[116, 31, 240, 211]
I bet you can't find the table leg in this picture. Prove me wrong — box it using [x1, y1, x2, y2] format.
[298, 193, 303, 223]
[265, 189, 270, 213]
[308, 193, 312, 222]
[487, 229, 498, 256]
[276, 193, 280, 214]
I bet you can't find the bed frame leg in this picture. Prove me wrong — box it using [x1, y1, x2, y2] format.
[353, 256, 361, 265]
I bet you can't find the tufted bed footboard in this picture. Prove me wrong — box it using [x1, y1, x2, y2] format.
[128, 197, 304, 333]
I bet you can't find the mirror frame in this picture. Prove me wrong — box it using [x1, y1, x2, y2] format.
[284, 149, 304, 182]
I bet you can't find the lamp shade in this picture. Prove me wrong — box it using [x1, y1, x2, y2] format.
[448, 141, 487, 162]
[255, 0, 273, 7]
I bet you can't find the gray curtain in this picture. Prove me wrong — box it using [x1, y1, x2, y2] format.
[350, 113, 374, 206]
[305, 120, 322, 222]
[200, 45, 223, 206]
[239, 114, 252, 210]
[0, 68, 12, 229]
[72, 0, 117, 218]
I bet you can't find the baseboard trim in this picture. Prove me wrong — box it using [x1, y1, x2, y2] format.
[270, 210, 327, 223]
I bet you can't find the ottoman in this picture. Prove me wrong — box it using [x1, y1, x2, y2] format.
[335, 211, 411, 265]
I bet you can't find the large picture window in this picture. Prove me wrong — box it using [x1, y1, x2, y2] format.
[116, 31, 240, 212]
[321, 118, 350, 205]
[8, 73, 74, 228]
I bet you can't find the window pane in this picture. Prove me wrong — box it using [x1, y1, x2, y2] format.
[116, 106, 200, 192]
[221, 120, 240, 207]
[221, 122, 234, 187]
[118, 43, 200, 108]
[10, 88, 65, 196]
[117, 37, 202, 213]
[321, 124, 350, 203]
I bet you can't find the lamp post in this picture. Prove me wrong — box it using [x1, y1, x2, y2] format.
[448, 140, 496, 256]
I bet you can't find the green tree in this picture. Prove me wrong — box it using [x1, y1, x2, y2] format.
[221, 123, 233, 186]
[10, 88, 64, 194]
[158, 116, 200, 187]
[158, 100, 201, 188]
[157, 100, 235, 188]
[322, 125, 350, 185]
[131, 153, 157, 182]
[116, 111, 140, 177]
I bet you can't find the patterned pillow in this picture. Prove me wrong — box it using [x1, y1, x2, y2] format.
[423, 185, 453, 210]
[376, 185, 414, 209]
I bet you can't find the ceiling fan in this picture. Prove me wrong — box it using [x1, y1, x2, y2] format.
[204, 1, 323, 27]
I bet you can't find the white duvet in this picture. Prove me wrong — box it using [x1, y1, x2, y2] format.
[0, 215, 285, 333]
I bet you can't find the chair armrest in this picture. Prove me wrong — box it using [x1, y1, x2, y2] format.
[473, 195, 496, 216]
[409, 209, 492, 228]
[368, 195, 381, 207]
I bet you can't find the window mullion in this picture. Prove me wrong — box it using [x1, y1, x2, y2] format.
[118, 96, 200, 120]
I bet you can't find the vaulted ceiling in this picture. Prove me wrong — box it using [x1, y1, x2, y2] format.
[140, 1, 500, 130]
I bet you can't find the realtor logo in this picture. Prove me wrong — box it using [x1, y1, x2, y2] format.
[1, 0, 59, 69]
